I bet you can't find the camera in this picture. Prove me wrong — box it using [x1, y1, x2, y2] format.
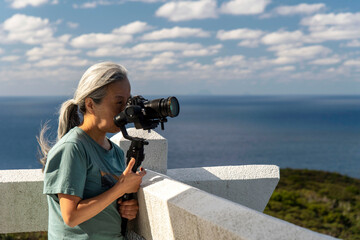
[114, 95, 180, 131]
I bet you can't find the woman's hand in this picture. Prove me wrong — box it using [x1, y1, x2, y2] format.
[116, 158, 146, 194]
[118, 199, 139, 220]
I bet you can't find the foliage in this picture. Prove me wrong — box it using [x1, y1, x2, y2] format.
[264, 168, 360, 240]
[0, 232, 47, 240]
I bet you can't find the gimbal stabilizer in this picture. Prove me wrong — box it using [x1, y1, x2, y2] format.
[113, 95, 180, 236]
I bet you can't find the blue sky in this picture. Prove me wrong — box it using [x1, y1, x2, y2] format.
[0, 0, 359, 96]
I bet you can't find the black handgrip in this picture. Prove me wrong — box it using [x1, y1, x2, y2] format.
[120, 193, 135, 236]
[120, 139, 147, 236]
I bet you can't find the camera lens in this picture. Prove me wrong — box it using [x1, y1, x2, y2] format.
[144, 96, 180, 118]
[166, 97, 179, 117]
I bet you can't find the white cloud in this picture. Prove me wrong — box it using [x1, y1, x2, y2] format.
[58, 34, 72, 43]
[73, 0, 165, 8]
[0, 65, 82, 88]
[0, 55, 20, 62]
[130, 0, 166, 2]
[274, 3, 325, 16]
[220, 0, 270, 15]
[182, 44, 222, 57]
[272, 45, 331, 64]
[34, 56, 91, 67]
[267, 43, 303, 52]
[132, 41, 203, 52]
[301, 12, 360, 26]
[72, 22, 151, 50]
[71, 33, 132, 48]
[217, 28, 264, 40]
[261, 30, 304, 45]
[87, 41, 205, 57]
[1, 14, 55, 44]
[307, 29, 360, 43]
[155, 0, 217, 22]
[73, 0, 115, 9]
[301, 12, 360, 42]
[344, 59, 360, 66]
[271, 57, 296, 65]
[277, 45, 331, 58]
[26, 42, 80, 61]
[73, 2, 97, 8]
[86, 46, 140, 57]
[310, 57, 341, 65]
[67, 22, 79, 29]
[275, 65, 295, 71]
[238, 40, 260, 48]
[8, 0, 49, 9]
[180, 61, 212, 71]
[147, 52, 177, 68]
[344, 39, 360, 47]
[0, 48, 4, 54]
[214, 55, 245, 67]
[112, 21, 152, 35]
[216, 27, 264, 48]
[142, 27, 210, 40]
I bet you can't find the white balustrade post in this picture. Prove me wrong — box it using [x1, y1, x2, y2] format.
[110, 128, 168, 174]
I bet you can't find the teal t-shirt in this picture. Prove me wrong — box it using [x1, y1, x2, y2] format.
[43, 127, 126, 240]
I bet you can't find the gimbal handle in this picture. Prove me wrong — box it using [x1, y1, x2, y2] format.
[119, 125, 148, 236]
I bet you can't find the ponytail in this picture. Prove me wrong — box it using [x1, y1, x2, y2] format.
[37, 99, 80, 171]
[57, 99, 80, 140]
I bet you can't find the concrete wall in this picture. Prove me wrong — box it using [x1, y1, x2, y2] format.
[0, 169, 337, 239]
[0, 169, 47, 233]
[167, 165, 280, 212]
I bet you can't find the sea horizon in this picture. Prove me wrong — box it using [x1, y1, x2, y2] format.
[0, 95, 359, 179]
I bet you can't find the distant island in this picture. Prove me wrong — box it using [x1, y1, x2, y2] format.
[1, 168, 359, 240]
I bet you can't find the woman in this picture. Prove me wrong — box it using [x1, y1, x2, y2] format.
[38, 62, 146, 239]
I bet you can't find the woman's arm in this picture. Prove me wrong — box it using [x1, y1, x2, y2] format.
[58, 158, 146, 227]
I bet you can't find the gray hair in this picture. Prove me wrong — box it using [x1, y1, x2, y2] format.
[37, 62, 128, 169]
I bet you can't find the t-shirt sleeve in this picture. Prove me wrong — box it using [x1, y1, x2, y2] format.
[43, 142, 87, 199]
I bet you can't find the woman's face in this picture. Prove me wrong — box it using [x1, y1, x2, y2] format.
[92, 79, 131, 133]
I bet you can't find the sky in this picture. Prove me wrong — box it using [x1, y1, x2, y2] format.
[0, 0, 359, 96]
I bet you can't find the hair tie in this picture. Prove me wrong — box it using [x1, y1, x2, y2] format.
[70, 99, 78, 105]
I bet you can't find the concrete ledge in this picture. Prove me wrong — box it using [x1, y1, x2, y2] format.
[0, 169, 337, 239]
[131, 170, 337, 240]
[0, 169, 47, 233]
[110, 128, 168, 174]
[167, 165, 280, 212]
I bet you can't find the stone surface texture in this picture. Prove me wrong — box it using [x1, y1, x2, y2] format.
[167, 165, 280, 212]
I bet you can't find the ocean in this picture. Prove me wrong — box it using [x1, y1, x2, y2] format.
[0, 95, 359, 179]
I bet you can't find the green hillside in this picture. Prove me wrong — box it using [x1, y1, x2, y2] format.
[264, 168, 360, 240]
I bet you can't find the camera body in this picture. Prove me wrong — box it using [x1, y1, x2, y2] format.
[114, 95, 180, 131]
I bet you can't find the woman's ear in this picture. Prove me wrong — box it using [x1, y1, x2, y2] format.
[84, 97, 95, 114]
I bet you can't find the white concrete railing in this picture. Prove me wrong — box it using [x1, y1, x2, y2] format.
[0, 129, 337, 239]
